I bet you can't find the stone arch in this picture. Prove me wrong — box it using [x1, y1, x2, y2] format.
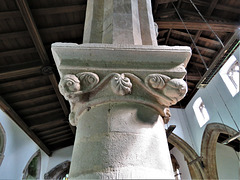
[22, 150, 41, 179]
[168, 133, 206, 179]
[44, 160, 70, 180]
[201, 123, 239, 179]
[0, 123, 6, 166]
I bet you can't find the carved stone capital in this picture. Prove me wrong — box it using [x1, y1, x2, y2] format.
[59, 72, 187, 125]
[52, 43, 191, 125]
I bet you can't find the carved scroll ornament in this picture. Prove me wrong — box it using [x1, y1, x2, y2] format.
[59, 72, 187, 125]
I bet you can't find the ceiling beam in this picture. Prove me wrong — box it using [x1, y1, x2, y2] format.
[19, 102, 60, 116]
[0, 96, 51, 155]
[0, 24, 84, 40]
[183, 0, 240, 14]
[0, 66, 42, 80]
[37, 125, 70, 136]
[0, 47, 36, 58]
[197, 30, 240, 87]
[156, 20, 239, 32]
[16, 0, 49, 65]
[24, 108, 63, 120]
[0, 5, 86, 19]
[0, 76, 48, 93]
[186, 74, 201, 81]
[31, 5, 86, 16]
[46, 134, 73, 144]
[12, 94, 57, 109]
[196, 45, 217, 54]
[16, 0, 71, 129]
[189, 61, 206, 69]
[40, 129, 72, 140]
[3, 85, 53, 100]
[0, 10, 20, 19]
[192, 53, 212, 62]
[165, 29, 172, 44]
[47, 136, 74, 146]
[215, 4, 240, 14]
[30, 119, 67, 130]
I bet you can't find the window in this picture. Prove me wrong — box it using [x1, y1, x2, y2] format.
[220, 54, 240, 96]
[22, 150, 41, 180]
[0, 123, 6, 166]
[193, 97, 209, 127]
[227, 61, 239, 90]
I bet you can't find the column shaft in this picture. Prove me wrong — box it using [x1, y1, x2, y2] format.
[69, 103, 174, 179]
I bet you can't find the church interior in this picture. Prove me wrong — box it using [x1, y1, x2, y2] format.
[0, 0, 239, 179]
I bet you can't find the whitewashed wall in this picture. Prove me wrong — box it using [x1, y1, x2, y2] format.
[216, 143, 239, 180]
[170, 147, 191, 180]
[184, 51, 240, 154]
[0, 109, 46, 179]
[0, 109, 73, 179]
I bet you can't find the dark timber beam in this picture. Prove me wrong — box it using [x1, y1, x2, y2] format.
[197, 30, 240, 87]
[0, 24, 84, 40]
[0, 47, 36, 58]
[0, 66, 42, 80]
[16, 0, 49, 65]
[166, 125, 176, 138]
[0, 96, 51, 155]
[0, 5, 86, 20]
[16, 0, 73, 132]
[156, 20, 239, 32]
[182, 0, 240, 14]
[3, 85, 53, 100]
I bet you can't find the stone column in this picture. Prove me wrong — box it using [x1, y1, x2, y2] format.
[51, 0, 191, 179]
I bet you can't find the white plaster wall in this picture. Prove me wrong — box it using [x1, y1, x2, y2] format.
[0, 109, 74, 179]
[216, 143, 239, 180]
[184, 54, 240, 154]
[0, 109, 48, 179]
[46, 145, 73, 172]
[170, 147, 192, 180]
[168, 108, 196, 149]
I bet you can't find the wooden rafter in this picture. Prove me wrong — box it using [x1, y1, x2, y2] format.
[16, 0, 49, 65]
[3, 85, 53, 100]
[15, 0, 73, 133]
[0, 47, 36, 58]
[165, 29, 172, 44]
[0, 66, 42, 80]
[182, 0, 240, 14]
[156, 20, 239, 32]
[30, 119, 67, 130]
[0, 24, 84, 40]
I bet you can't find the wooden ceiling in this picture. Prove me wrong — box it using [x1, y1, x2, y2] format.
[0, 0, 239, 155]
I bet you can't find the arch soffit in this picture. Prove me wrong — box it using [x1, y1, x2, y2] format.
[168, 133, 206, 179]
[44, 160, 71, 179]
[201, 123, 239, 179]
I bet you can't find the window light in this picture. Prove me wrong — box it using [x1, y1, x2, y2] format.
[193, 97, 210, 127]
[220, 55, 239, 96]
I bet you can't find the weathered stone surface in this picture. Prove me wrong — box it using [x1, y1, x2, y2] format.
[69, 103, 174, 179]
[83, 0, 157, 45]
[52, 43, 191, 125]
[52, 0, 191, 179]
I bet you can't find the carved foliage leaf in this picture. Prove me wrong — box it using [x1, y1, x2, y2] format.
[111, 73, 132, 96]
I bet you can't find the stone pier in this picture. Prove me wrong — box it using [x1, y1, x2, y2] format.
[52, 0, 191, 179]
